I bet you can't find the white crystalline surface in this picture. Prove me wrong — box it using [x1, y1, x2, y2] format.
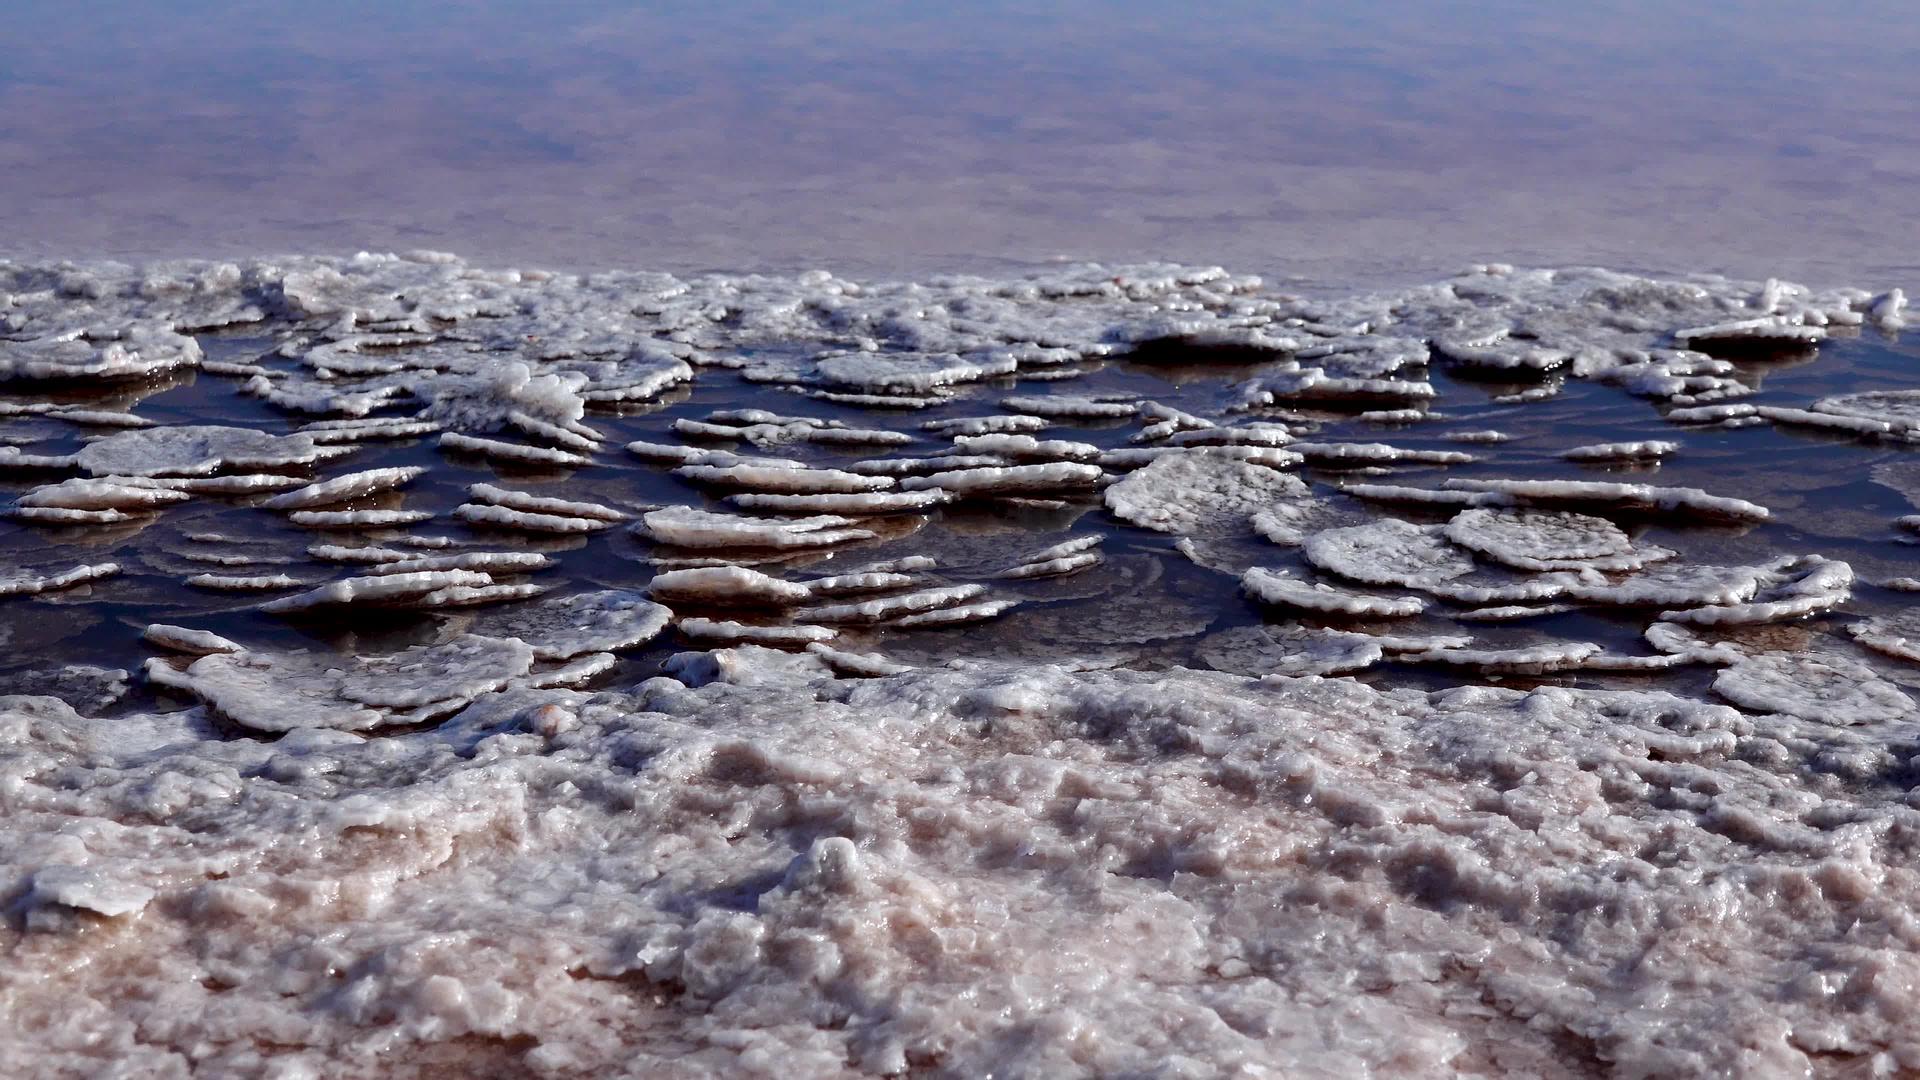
[7, 252, 1920, 1076]
[1102, 449, 1308, 534]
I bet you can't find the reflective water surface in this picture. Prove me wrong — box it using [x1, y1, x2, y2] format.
[4, 1, 1918, 286]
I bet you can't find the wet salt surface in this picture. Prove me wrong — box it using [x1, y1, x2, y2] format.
[4, 254, 1920, 1076]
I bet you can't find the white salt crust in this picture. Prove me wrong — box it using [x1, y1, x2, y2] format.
[2, 253, 1918, 1076]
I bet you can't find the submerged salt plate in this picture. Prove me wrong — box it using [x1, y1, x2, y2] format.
[2, 251, 1919, 1077]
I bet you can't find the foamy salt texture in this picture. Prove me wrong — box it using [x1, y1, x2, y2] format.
[5, 252, 1920, 1075]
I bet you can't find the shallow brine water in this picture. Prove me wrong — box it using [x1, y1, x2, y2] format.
[3, 253, 1919, 1077]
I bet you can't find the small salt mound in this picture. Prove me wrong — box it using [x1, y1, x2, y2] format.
[674, 464, 894, 495]
[287, 508, 434, 529]
[804, 571, 917, 595]
[801, 389, 945, 410]
[308, 543, 410, 564]
[140, 624, 244, 655]
[725, 490, 951, 515]
[1445, 429, 1510, 443]
[1431, 333, 1571, 374]
[15, 478, 193, 511]
[522, 652, 617, 689]
[797, 584, 988, 624]
[1848, 612, 1920, 665]
[844, 454, 1012, 477]
[418, 360, 588, 434]
[1099, 445, 1301, 471]
[50, 409, 152, 428]
[1441, 508, 1670, 573]
[1162, 424, 1294, 449]
[258, 569, 497, 614]
[999, 395, 1137, 418]
[146, 634, 535, 732]
[805, 642, 914, 677]
[1674, 316, 1825, 354]
[262, 467, 427, 510]
[467, 589, 672, 660]
[1441, 478, 1771, 522]
[1754, 406, 1898, 439]
[185, 573, 311, 591]
[649, 565, 813, 607]
[1195, 624, 1383, 677]
[299, 417, 443, 444]
[1337, 483, 1502, 510]
[74, 425, 321, 477]
[898, 462, 1104, 497]
[1560, 440, 1678, 462]
[0, 448, 83, 470]
[1241, 567, 1425, 617]
[678, 618, 837, 646]
[1658, 556, 1852, 626]
[625, 440, 806, 467]
[166, 473, 312, 495]
[508, 410, 601, 451]
[467, 482, 628, 522]
[1287, 442, 1475, 466]
[1811, 390, 1920, 435]
[17, 866, 153, 921]
[1567, 562, 1774, 608]
[9, 506, 144, 526]
[951, 433, 1101, 462]
[362, 552, 553, 576]
[0, 325, 202, 382]
[663, 644, 836, 687]
[0, 563, 119, 596]
[1003, 552, 1103, 579]
[637, 506, 877, 550]
[921, 415, 1050, 436]
[1248, 496, 1365, 547]
[1712, 652, 1913, 722]
[415, 582, 550, 608]
[439, 431, 592, 468]
[1453, 603, 1576, 622]
[815, 351, 1015, 392]
[1401, 641, 1604, 674]
[1238, 369, 1435, 405]
[1304, 519, 1476, 588]
[885, 598, 1019, 628]
[452, 503, 619, 534]
[1102, 450, 1307, 534]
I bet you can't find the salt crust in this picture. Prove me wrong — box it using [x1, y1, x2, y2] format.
[1241, 567, 1425, 618]
[3, 255, 1919, 1074]
[649, 566, 813, 607]
[463, 590, 673, 661]
[19, 663, 1920, 1073]
[637, 507, 876, 550]
[1102, 450, 1307, 534]
[262, 466, 427, 510]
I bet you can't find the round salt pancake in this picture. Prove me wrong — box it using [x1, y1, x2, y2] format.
[1442, 508, 1634, 567]
[1303, 518, 1476, 588]
[74, 425, 321, 477]
[1711, 651, 1914, 723]
[1195, 624, 1383, 677]
[1103, 449, 1309, 535]
[467, 589, 672, 660]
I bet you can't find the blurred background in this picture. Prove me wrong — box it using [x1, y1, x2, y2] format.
[3, 0, 1916, 287]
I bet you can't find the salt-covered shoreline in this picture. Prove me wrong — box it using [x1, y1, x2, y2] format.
[2, 252, 1918, 1076]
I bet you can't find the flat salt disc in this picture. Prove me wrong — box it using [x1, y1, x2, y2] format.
[1196, 624, 1383, 677]
[1712, 652, 1914, 723]
[1303, 519, 1475, 588]
[1442, 508, 1638, 571]
[1103, 449, 1308, 534]
[468, 589, 672, 660]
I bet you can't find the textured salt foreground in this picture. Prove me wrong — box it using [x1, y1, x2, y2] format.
[3, 254, 1920, 1077]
